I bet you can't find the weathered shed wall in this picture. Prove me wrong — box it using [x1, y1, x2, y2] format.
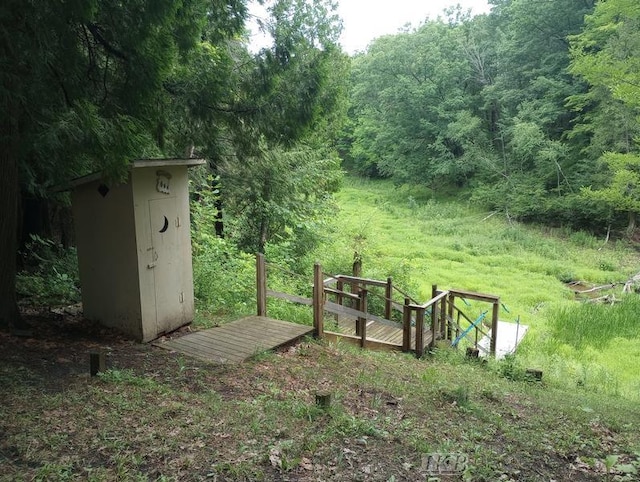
[72, 180, 143, 339]
[72, 159, 203, 342]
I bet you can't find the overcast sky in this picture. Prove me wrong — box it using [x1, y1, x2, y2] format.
[338, 0, 491, 53]
[248, 1, 492, 54]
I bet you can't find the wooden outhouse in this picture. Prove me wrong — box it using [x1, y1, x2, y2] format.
[71, 158, 205, 342]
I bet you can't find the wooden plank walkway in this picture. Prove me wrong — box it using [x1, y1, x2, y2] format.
[478, 320, 529, 359]
[153, 316, 314, 364]
[330, 317, 432, 350]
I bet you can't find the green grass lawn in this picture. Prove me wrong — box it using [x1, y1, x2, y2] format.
[2, 333, 639, 481]
[4, 176, 640, 481]
[312, 177, 640, 399]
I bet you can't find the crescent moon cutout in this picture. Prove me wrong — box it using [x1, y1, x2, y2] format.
[159, 216, 169, 233]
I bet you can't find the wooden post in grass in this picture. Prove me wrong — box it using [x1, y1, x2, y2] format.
[466, 347, 480, 358]
[440, 293, 448, 341]
[313, 262, 324, 338]
[90, 351, 105, 376]
[316, 391, 332, 409]
[256, 253, 267, 317]
[490, 299, 499, 356]
[356, 289, 368, 348]
[431, 285, 439, 339]
[335, 278, 344, 324]
[415, 307, 425, 357]
[402, 298, 411, 352]
[447, 292, 455, 341]
[526, 369, 543, 381]
[384, 277, 393, 320]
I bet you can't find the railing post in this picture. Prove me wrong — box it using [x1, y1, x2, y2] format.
[357, 288, 368, 348]
[402, 298, 411, 352]
[335, 279, 344, 324]
[415, 307, 425, 357]
[313, 262, 324, 338]
[490, 299, 500, 356]
[351, 253, 362, 306]
[448, 293, 455, 341]
[431, 285, 438, 341]
[440, 293, 448, 341]
[384, 277, 393, 320]
[256, 253, 267, 317]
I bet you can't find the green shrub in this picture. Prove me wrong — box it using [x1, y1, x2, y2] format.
[190, 177, 256, 319]
[16, 234, 80, 305]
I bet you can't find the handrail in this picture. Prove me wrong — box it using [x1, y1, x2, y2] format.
[331, 274, 388, 288]
[452, 311, 487, 347]
[256, 254, 501, 358]
[445, 296, 496, 353]
[449, 288, 499, 303]
[391, 284, 419, 305]
[324, 287, 360, 301]
[449, 303, 490, 335]
[408, 290, 449, 310]
[323, 276, 337, 286]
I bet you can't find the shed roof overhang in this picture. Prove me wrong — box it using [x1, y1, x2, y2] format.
[68, 158, 207, 189]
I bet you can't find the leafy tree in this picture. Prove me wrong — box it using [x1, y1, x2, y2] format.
[570, 0, 640, 110]
[0, 0, 247, 328]
[222, 141, 342, 256]
[1, 0, 350, 327]
[213, 0, 347, 254]
[348, 18, 480, 188]
[451, 0, 594, 223]
[570, 0, 640, 233]
[582, 153, 640, 233]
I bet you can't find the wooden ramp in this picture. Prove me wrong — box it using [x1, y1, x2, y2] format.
[329, 317, 433, 350]
[478, 320, 529, 359]
[153, 316, 314, 364]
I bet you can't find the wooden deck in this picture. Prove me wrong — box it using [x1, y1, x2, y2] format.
[153, 316, 314, 363]
[478, 320, 529, 359]
[327, 317, 433, 350]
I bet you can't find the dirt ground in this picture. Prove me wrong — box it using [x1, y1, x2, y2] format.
[1, 308, 169, 391]
[1, 308, 634, 481]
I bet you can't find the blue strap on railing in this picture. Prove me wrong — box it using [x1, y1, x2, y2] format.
[451, 311, 488, 347]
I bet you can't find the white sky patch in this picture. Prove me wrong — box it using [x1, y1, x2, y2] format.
[338, 0, 492, 53]
[247, 0, 492, 55]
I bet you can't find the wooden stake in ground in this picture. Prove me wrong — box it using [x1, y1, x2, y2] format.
[90, 351, 106, 376]
[315, 391, 332, 409]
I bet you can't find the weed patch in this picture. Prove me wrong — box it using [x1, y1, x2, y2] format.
[2, 318, 640, 481]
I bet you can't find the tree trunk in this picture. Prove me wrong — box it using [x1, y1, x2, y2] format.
[627, 211, 637, 237]
[258, 219, 268, 254]
[0, 132, 20, 329]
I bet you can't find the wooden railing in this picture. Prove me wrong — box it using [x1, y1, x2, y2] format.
[401, 288, 449, 356]
[447, 289, 500, 355]
[255, 254, 501, 357]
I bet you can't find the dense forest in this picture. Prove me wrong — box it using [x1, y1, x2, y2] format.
[0, 0, 347, 327]
[2, 0, 640, 327]
[344, 0, 640, 235]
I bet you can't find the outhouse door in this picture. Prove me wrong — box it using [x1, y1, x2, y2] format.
[149, 197, 184, 334]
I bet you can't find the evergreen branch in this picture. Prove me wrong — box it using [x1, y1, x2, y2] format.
[85, 23, 128, 61]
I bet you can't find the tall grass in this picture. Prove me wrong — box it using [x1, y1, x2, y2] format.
[549, 296, 640, 348]
[190, 176, 639, 398]
[313, 177, 640, 399]
[533, 297, 640, 398]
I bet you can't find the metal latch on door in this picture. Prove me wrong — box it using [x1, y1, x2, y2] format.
[147, 247, 158, 269]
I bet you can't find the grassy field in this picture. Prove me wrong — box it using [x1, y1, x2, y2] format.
[3, 177, 640, 481]
[311, 177, 640, 399]
[1, 319, 639, 481]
